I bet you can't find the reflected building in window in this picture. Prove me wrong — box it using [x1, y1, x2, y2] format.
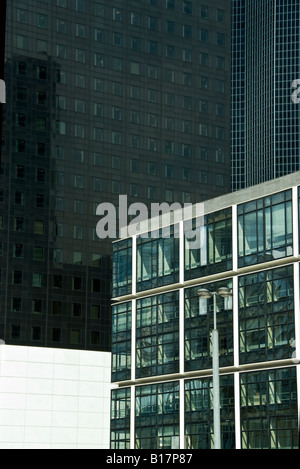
[231, 0, 300, 191]
[0, 0, 231, 351]
[111, 171, 300, 449]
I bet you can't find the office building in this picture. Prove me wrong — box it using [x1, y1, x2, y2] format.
[110, 171, 300, 449]
[0, 0, 231, 351]
[231, 0, 300, 191]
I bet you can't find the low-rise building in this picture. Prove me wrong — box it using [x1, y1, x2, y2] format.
[110, 172, 300, 450]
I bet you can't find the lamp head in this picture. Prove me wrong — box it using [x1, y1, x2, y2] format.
[197, 288, 213, 299]
[216, 287, 232, 298]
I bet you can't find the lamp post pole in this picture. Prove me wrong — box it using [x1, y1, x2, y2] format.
[197, 287, 232, 450]
[211, 292, 221, 449]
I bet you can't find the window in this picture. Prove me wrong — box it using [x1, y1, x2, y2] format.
[183, 1, 192, 14]
[200, 76, 208, 89]
[15, 165, 25, 178]
[200, 5, 209, 18]
[113, 7, 122, 21]
[52, 328, 61, 342]
[112, 57, 122, 71]
[73, 277, 82, 291]
[16, 139, 25, 152]
[56, 20, 67, 34]
[37, 14, 48, 28]
[56, 44, 67, 59]
[56, 121, 66, 135]
[148, 16, 158, 31]
[130, 61, 140, 75]
[76, 0, 86, 12]
[238, 191, 293, 267]
[72, 303, 81, 317]
[76, 49, 86, 63]
[113, 82, 122, 96]
[95, 3, 104, 16]
[35, 194, 44, 208]
[216, 148, 225, 163]
[216, 174, 225, 186]
[71, 330, 81, 344]
[183, 25, 192, 38]
[94, 54, 104, 67]
[91, 278, 101, 292]
[199, 99, 208, 113]
[131, 36, 140, 51]
[166, 0, 175, 9]
[34, 220, 44, 234]
[17, 9, 28, 23]
[57, 69, 67, 84]
[17, 35, 28, 50]
[200, 52, 208, 66]
[199, 123, 208, 136]
[33, 246, 43, 261]
[36, 168, 45, 182]
[166, 20, 175, 34]
[32, 272, 43, 287]
[73, 251, 82, 265]
[166, 44, 175, 58]
[148, 65, 158, 79]
[137, 228, 179, 291]
[13, 244, 23, 258]
[136, 292, 179, 378]
[32, 299, 42, 314]
[36, 143, 46, 156]
[74, 225, 83, 239]
[216, 9, 225, 22]
[14, 217, 24, 232]
[75, 124, 85, 138]
[217, 33, 226, 47]
[112, 131, 122, 145]
[74, 174, 84, 188]
[94, 128, 103, 142]
[52, 301, 62, 315]
[148, 40, 158, 55]
[239, 267, 294, 364]
[75, 74, 85, 88]
[76, 24, 86, 37]
[131, 12, 140, 26]
[199, 29, 208, 42]
[74, 199, 84, 213]
[15, 191, 24, 205]
[217, 56, 225, 69]
[75, 99, 85, 113]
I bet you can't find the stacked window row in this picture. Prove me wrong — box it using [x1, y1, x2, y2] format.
[112, 264, 296, 382]
[110, 367, 298, 449]
[112, 189, 294, 297]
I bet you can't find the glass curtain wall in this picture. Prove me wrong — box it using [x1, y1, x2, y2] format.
[136, 291, 179, 378]
[240, 367, 298, 449]
[111, 302, 132, 382]
[184, 208, 232, 280]
[135, 382, 180, 449]
[238, 190, 293, 267]
[239, 266, 294, 364]
[110, 387, 131, 449]
[136, 226, 179, 291]
[184, 280, 233, 372]
[185, 375, 235, 449]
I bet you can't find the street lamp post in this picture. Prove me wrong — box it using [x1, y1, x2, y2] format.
[197, 286, 232, 450]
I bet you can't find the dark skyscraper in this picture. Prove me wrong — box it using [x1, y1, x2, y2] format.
[231, 0, 300, 191]
[0, 0, 231, 351]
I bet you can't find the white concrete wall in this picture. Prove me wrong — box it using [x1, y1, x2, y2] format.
[0, 345, 114, 449]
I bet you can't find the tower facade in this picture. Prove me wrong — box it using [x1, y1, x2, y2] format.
[0, 0, 231, 350]
[231, 0, 300, 191]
